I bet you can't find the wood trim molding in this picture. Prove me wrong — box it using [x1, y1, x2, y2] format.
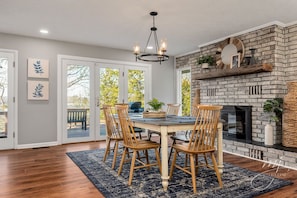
[193, 63, 272, 80]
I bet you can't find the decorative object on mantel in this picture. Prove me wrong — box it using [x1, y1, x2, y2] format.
[249, 48, 257, 65]
[263, 98, 283, 146]
[283, 81, 297, 148]
[143, 98, 166, 118]
[197, 55, 214, 69]
[133, 11, 169, 64]
[215, 37, 245, 69]
[231, 53, 240, 68]
[193, 63, 273, 80]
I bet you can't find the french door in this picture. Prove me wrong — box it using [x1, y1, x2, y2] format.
[0, 51, 16, 150]
[59, 56, 151, 144]
[96, 64, 150, 139]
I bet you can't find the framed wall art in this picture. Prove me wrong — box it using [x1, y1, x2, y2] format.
[28, 58, 49, 78]
[231, 53, 240, 68]
[27, 80, 49, 100]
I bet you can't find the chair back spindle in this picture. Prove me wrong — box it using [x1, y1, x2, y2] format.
[116, 105, 138, 147]
[188, 105, 222, 152]
[167, 104, 181, 116]
[102, 105, 122, 139]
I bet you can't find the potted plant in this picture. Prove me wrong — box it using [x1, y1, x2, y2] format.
[147, 98, 165, 111]
[143, 98, 166, 118]
[197, 55, 215, 69]
[263, 98, 283, 145]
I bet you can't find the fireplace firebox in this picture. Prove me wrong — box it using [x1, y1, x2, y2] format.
[221, 105, 252, 142]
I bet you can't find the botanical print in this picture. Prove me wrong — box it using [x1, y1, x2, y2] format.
[28, 58, 49, 78]
[28, 80, 49, 100]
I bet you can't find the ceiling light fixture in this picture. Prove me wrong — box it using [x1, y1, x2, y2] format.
[133, 11, 169, 64]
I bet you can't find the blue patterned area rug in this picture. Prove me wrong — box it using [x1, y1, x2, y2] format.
[67, 149, 292, 198]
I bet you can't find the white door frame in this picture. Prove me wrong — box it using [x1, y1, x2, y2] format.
[0, 49, 18, 150]
[57, 55, 151, 144]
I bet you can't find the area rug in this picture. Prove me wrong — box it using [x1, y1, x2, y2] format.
[67, 149, 292, 198]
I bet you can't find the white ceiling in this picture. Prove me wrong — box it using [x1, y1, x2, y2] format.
[1, 0, 297, 56]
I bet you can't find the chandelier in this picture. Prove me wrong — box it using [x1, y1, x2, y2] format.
[133, 11, 169, 64]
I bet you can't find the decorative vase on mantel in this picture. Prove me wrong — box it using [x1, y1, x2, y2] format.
[283, 81, 297, 148]
[264, 123, 273, 146]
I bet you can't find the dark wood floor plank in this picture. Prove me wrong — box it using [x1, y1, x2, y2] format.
[0, 141, 296, 198]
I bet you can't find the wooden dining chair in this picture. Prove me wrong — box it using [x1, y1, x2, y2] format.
[115, 103, 145, 139]
[102, 105, 123, 169]
[169, 105, 223, 194]
[116, 105, 162, 186]
[168, 105, 199, 162]
[148, 103, 181, 142]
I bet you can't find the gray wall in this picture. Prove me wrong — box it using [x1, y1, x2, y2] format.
[0, 32, 175, 145]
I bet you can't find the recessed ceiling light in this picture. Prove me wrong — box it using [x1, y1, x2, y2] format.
[40, 29, 49, 34]
[147, 46, 153, 50]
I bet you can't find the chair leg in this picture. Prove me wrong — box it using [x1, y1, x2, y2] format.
[111, 141, 119, 169]
[211, 152, 223, 188]
[145, 149, 150, 170]
[138, 132, 142, 140]
[128, 150, 137, 185]
[190, 154, 197, 194]
[203, 153, 209, 166]
[103, 138, 111, 162]
[168, 139, 176, 163]
[158, 136, 161, 153]
[148, 131, 152, 140]
[169, 149, 178, 179]
[118, 147, 127, 176]
[155, 148, 162, 174]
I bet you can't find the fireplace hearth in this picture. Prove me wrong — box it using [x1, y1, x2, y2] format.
[221, 105, 252, 142]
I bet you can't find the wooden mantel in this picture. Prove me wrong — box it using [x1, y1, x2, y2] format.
[193, 63, 273, 80]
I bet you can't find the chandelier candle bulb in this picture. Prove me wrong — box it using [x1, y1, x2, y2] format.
[133, 46, 140, 55]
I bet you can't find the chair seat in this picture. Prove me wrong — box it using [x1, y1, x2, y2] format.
[124, 141, 160, 150]
[173, 143, 215, 154]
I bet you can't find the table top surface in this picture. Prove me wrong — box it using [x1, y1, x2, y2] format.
[130, 114, 196, 126]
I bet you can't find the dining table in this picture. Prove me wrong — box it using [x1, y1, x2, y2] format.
[129, 114, 223, 191]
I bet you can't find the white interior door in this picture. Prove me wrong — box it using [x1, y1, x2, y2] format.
[0, 51, 16, 150]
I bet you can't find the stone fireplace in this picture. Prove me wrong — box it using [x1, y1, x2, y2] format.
[175, 22, 297, 169]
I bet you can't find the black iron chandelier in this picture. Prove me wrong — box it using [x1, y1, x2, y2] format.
[133, 11, 169, 64]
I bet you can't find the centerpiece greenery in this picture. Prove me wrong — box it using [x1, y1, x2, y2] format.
[147, 98, 165, 111]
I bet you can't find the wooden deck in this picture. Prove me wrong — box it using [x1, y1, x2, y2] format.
[0, 141, 296, 198]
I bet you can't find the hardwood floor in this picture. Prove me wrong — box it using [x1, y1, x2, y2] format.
[0, 141, 296, 198]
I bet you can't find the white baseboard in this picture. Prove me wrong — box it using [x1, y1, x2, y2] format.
[16, 141, 59, 149]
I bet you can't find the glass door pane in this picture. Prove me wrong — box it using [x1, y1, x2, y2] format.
[98, 66, 121, 139]
[0, 52, 14, 149]
[127, 69, 145, 112]
[65, 62, 92, 142]
[0, 58, 8, 138]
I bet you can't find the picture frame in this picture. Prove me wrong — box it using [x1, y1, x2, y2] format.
[28, 58, 49, 78]
[231, 53, 240, 68]
[27, 80, 49, 100]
